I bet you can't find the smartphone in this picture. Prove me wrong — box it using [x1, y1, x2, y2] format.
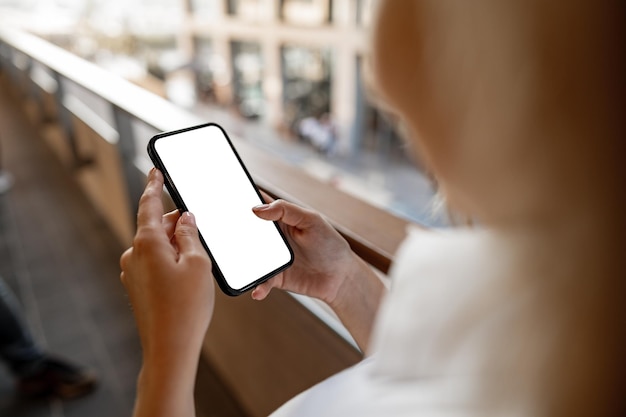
[147, 123, 294, 296]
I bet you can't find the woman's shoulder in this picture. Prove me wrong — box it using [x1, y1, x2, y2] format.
[370, 226, 518, 373]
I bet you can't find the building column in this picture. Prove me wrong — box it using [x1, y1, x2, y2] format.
[211, 35, 234, 106]
[331, 43, 356, 155]
[261, 0, 284, 128]
[330, 0, 357, 154]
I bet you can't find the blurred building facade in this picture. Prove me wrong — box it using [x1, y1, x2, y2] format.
[184, 0, 404, 158]
[1, 0, 411, 162]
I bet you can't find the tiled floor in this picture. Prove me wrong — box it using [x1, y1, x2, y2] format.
[0, 75, 141, 416]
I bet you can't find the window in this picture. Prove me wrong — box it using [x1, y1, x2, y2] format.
[231, 41, 264, 119]
[280, 0, 331, 26]
[135, 36, 178, 81]
[281, 45, 332, 132]
[356, 0, 373, 27]
[190, 0, 221, 17]
[193, 37, 216, 103]
[227, 0, 271, 21]
[353, 57, 410, 165]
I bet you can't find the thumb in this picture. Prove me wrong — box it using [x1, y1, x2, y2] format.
[252, 200, 316, 229]
[174, 212, 203, 254]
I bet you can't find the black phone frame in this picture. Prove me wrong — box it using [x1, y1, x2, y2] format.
[147, 122, 294, 296]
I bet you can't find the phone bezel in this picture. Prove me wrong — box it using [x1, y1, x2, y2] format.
[147, 122, 294, 296]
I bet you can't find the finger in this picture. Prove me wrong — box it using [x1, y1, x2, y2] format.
[120, 247, 133, 271]
[173, 212, 205, 256]
[162, 209, 181, 239]
[251, 277, 277, 300]
[252, 199, 316, 229]
[137, 168, 165, 229]
[250, 286, 268, 300]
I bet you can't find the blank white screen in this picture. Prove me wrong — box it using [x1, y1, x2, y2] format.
[154, 125, 292, 291]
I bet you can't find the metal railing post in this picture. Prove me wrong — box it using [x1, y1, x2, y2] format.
[113, 106, 144, 228]
[50, 71, 85, 167]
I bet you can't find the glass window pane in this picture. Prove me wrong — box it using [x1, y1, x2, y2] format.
[231, 41, 264, 119]
[193, 37, 216, 103]
[281, 45, 332, 132]
[191, 0, 221, 16]
[227, 0, 272, 21]
[280, 0, 331, 26]
[356, 0, 373, 27]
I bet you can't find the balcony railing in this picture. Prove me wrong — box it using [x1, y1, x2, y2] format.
[0, 26, 411, 417]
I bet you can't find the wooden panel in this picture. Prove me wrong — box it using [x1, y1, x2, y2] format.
[204, 289, 362, 417]
[40, 123, 73, 168]
[21, 97, 40, 125]
[41, 89, 59, 122]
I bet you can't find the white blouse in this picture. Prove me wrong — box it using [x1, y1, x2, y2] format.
[270, 226, 552, 416]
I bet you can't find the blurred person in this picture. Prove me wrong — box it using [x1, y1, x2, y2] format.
[0, 141, 14, 194]
[120, 1, 625, 417]
[0, 170, 13, 195]
[0, 277, 98, 399]
[298, 113, 337, 156]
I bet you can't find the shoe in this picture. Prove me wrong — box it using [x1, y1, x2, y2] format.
[17, 356, 98, 399]
[0, 171, 13, 194]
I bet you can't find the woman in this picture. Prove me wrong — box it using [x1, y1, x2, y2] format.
[120, 1, 625, 416]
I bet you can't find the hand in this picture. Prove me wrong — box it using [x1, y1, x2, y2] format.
[251, 197, 386, 351]
[120, 168, 215, 417]
[251, 197, 358, 306]
[120, 168, 215, 365]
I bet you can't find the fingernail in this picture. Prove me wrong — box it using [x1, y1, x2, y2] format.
[149, 167, 156, 176]
[252, 203, 270, 211]
[181, 212, 196, 225]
